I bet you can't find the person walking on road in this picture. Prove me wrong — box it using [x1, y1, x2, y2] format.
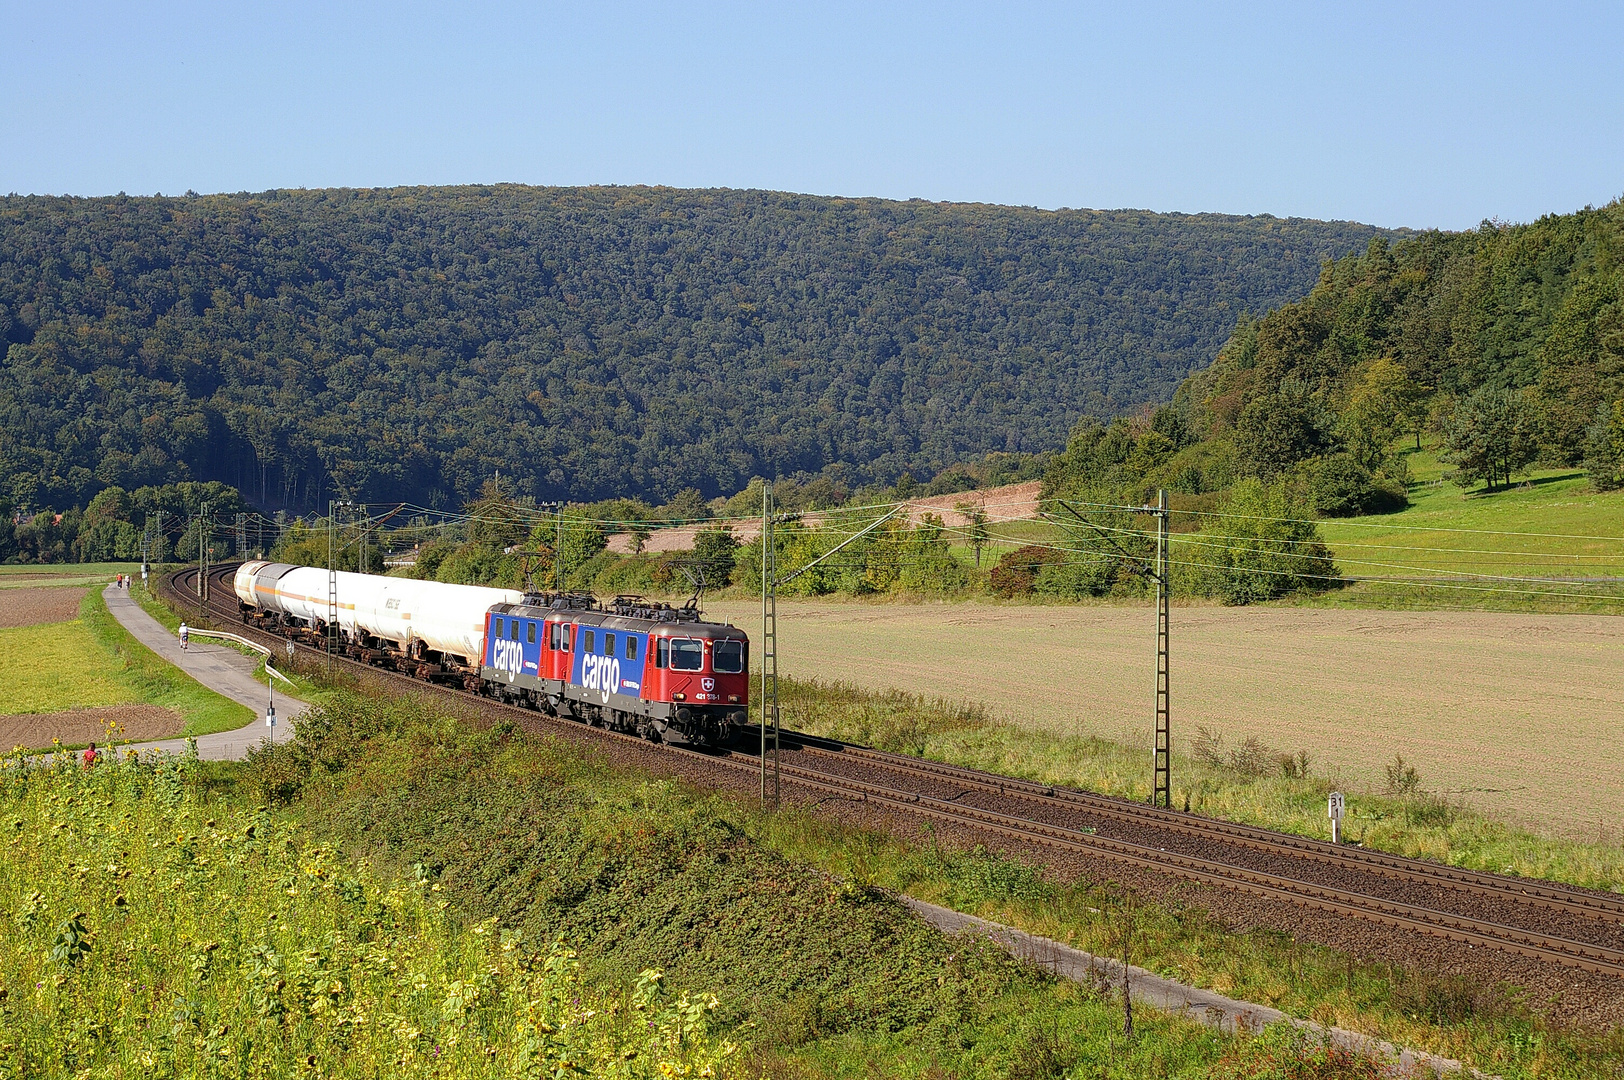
[179, 622, 190, 651]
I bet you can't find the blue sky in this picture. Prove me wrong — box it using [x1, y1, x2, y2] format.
[3, 1, 1619, 230]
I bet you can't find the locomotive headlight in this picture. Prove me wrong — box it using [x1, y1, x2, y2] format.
[728, 695, 739, 703]
[673, 692, 685, 702]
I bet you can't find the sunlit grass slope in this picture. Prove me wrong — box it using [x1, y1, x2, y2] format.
[1318, 446, 1624, 579]
[0, 616, 143, 715]
[0, 750, 736, 1078]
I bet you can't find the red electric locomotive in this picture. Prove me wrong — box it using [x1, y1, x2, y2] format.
[480, 594, 749, 747]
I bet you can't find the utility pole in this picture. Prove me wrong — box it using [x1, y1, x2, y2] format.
[760, 482, 780, 805]
[754, 497, 896, 807]
[236, 512, 247, 561]
[555, 506, 565, 591]
[357, 505, 367, 575]
[1151, 489, 1171, 810]
[198, 501, 209, 602]
[326, 499, 339, 667]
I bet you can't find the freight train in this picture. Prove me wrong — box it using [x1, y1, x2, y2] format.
[231, 561, 749, 747]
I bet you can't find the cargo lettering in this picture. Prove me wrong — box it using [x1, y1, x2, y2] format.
[493, 637, 525, 676]
[582, 654, 622, 702]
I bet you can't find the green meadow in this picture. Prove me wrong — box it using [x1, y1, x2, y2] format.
[0, 589, 251, 747]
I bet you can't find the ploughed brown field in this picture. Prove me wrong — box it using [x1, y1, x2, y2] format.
[706, 599, 1624, 836]
[0, 585, 90, 629]
[0, 704, 184, 751]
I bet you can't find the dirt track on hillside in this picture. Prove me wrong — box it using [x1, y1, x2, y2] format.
[606, 480, 1045, 554]
[706, 599, 1624, 836]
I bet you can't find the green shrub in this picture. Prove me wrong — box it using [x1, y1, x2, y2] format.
[989, 544, 1065, 597]
[1033, 549, 1122, 598]
[1181, 478, 1341, 605]
[1305, 455, 1407, 517]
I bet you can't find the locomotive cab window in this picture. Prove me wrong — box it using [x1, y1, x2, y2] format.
[713, 639, 745, 674]
[625, 636, 637, 660]
[583, 630, 595, 653]
[656, 638, 669, 668]
[670, 638, 703, 672]
[493, 618, 504, 638]
[526, 622, 536, 644]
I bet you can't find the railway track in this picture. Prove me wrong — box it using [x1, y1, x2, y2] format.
[167, 564, 1624, 979]
[785, 740, 1624, 925]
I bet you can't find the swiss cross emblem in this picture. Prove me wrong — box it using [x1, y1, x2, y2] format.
[701, 677, 715, 692]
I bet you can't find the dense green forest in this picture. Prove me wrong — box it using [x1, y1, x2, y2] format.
[1042, 198, 1624, 516]
[12, 196, 1621, 615]
[493, 197, 1623, 606]
[0, 185, 1392, 514]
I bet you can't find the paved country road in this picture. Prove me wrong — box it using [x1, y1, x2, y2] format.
[102, 584, 306, 761]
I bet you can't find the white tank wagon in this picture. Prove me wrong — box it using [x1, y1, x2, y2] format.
[233, 560, 522, 684]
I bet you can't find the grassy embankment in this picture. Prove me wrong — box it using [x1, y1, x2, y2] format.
[8, 584, 1618, 1077]
[0, 586, 252, 749]
[0, 747, 737, 1078]
[6, 700, 1426, 1080]
[173, 692, 1624, 1074]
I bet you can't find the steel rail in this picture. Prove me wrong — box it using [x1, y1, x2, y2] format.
[166, 564, 1624, 978]
[788, 741, 1624, 925]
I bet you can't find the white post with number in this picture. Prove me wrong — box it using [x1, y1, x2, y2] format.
[1328, 791, 1346, 844]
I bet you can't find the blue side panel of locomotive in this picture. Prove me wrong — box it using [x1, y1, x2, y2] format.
[569, 626, 649, 703]
[485, 613, 542, 679]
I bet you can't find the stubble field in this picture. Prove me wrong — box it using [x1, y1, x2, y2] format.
[707, 598, 1624, 837]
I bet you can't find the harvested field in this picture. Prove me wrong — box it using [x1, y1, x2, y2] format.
[706, 599, 1624, 837]
[0, 703, 184, 751]
[0, 585, 90, 628]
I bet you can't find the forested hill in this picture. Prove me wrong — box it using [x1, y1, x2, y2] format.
[0, 185, 1394, 512]
[1044, 198, 1624, 520]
